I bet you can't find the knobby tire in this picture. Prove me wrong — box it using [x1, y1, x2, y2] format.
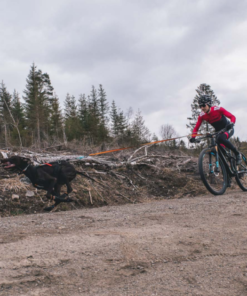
[234, 153, 247, 191]
[198, 148, 228, 195]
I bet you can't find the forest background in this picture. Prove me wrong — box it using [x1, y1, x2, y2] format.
[0, 63, 244, 154]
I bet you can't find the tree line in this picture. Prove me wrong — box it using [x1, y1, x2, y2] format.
[0, 63, 157, 149]
[3, 65, 229, 151]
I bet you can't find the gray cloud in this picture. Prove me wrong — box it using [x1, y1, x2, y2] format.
[0, 0, 247, 141]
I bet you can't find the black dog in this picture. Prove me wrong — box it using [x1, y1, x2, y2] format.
[1, 156, 87, 211]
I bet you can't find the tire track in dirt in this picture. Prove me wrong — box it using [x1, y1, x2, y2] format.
[1, 190, 247, 295]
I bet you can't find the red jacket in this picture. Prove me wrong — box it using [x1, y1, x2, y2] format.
[192, 106, 236, 137]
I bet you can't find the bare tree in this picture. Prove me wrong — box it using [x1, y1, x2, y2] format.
[160, 124, 178, 147]
[125, 107, 133, 125]
[2, 95, 23, 149]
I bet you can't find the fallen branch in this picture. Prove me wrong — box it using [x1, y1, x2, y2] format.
[116, 191, 135, 203]
[91, 184, 105, 202]
[133, 163, 160, 171]
[89, 190, 93, 204]
[109, 171, 124, 182]
[77, 170, 108, 188]
[131, 169, 146, 180]
[127, 144, 149, 163]
[176, 158, 192, 173]
[43, 144, 65, 150]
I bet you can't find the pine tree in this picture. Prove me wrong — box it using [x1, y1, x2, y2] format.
[179, 139, 186, 149]
[110, 100, 119, 136]
[97, 85, 109, 142]
[151, 133, 159, 141]
[87, 86, 101, 142]
[98, 84, 109, 125]
[187, 83, 220, 145]
[131, 109, 150, 142]
[64, 93, 73, 120]
[78, 94, 88, 133]
[64, 93, 77, 141]
[49, 93, 63, 139]
[110, 101, 128, 139]
[0, 81, 12, 146]
[23, 64, 41, 146]
[117, 110, 127, 136]
[10, 90, 25, 146]
[64, 94, 80, 141]
[23, 63, 55, 147]
[11, 90, 25, 127]
[123, 107, 134, 141]
[89, 86, 100, 120]
[41, 72, 54, 138]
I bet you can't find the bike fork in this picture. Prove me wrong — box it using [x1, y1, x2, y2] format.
[215, 146, 220, 174]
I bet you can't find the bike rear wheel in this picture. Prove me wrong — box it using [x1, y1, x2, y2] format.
[234, 153, 247, 191]
[198, 148, 228, 195]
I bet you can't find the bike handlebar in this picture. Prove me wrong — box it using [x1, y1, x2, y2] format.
[194, 127, 228, 143]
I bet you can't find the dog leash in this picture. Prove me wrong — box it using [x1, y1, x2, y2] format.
[88, 133, 203, 156]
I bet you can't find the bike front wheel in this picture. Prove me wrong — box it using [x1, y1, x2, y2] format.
[198, 148, 228, 195]
[234, 153, 247, 191]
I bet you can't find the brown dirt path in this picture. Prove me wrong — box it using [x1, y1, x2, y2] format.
[1, 190, 247, 295]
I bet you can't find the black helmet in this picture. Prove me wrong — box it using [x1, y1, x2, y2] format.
[198, 95, 212, 107]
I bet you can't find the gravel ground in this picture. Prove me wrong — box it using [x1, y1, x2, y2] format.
[1, 190, 247, 296]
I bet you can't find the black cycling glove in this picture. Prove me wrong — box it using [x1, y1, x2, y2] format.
[226, 123, 234, 130]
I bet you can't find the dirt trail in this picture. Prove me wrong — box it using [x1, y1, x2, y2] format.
[1, 190, 247, 296]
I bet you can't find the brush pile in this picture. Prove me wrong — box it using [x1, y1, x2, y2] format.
[0, 145, 210, 216]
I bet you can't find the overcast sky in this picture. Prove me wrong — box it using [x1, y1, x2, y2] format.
[0, 0, 247, 141]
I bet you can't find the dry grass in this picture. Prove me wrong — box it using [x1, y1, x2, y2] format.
[0, 177, 29, 193]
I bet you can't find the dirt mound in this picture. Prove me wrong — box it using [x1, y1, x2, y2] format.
[0, 159, 207, 217]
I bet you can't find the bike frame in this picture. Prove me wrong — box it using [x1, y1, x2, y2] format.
[196, 128, 247, 194]
[199, 130, 236, 179]
[217, 144, 236, 177]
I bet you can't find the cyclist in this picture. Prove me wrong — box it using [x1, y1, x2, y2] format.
[189, 95, 242, 165]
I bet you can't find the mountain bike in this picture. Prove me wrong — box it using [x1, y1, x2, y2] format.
[194, 128, 247, 195]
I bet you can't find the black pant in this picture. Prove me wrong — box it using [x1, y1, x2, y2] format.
[216, 128, 238, 155]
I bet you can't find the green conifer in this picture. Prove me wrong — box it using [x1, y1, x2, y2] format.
[23, 63, 55, 147]
[187, 83, 220, 146]
[0, 81, 12, 146]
